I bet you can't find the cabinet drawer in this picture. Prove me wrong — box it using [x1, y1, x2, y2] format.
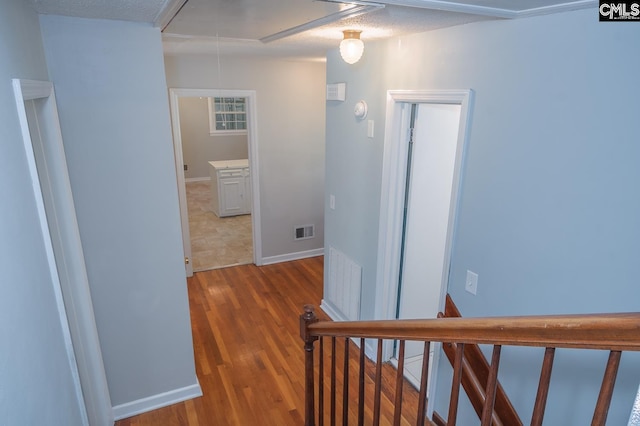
[218, 169, 243, 178]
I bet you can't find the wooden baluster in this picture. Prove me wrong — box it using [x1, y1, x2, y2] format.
[331, 337, 337, 426]
[481, 345, 502, 426]
[591, 350, 622, 426]
[358, 338, 365, 426]
[394, 340, 406, 426]
[343, 338, 350, 426]
[447, 343, 465, 426]
[319, 337, 325, 426]
[531, 347, 555, 426]
[417, 341, 431, 426]
[373, 339, 383, 426]
[301, 305, 319, 426]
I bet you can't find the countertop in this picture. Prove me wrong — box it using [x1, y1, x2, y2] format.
[208, 159, 249, 170]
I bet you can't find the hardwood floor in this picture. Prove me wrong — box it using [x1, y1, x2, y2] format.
[116, 257, 421, 425]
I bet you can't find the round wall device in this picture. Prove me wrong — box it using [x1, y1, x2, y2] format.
[354, 100, 368, 119]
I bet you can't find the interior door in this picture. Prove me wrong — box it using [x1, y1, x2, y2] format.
[396, 102, 463, 389]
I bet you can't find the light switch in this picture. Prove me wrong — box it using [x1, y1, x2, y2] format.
[367, 120, 374, 138]
[329, 194, 335, 210]
[465, 270, 478, 295]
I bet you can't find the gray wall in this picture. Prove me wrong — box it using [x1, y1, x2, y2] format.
[165, 55, 326, 258]
[0, 0, 86, 424]
[179, 97, 248, 179]
[39, 15, 198, 407]
[325, 9, 640, 424]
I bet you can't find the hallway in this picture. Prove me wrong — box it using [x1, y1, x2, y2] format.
[116, 257, 420, 425]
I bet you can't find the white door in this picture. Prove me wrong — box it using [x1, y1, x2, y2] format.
[13, 79, 113, 426]
[396, 103, 463, 388]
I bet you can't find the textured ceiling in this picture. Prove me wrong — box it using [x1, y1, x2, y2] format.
[31, 0, 595, 59]
[33, 0, 170, 22]
[162, 4, 491, 59]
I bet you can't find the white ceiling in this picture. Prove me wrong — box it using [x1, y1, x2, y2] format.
[32, 0, 595, 59]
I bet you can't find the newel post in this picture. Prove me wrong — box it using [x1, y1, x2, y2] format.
[300, 304, 319, 426]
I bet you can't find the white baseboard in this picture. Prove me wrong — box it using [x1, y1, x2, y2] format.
[260, 248, 323, 266]
[319, 298, 348, 322]
[112, 381, 202, 421]
[185, 177, 210, 183]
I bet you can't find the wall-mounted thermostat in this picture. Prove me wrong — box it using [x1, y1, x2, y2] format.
[354, 100, 368, 119]
[326, 83, 346, 101]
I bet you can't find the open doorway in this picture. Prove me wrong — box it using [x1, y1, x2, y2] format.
[169, 88, 262, 276]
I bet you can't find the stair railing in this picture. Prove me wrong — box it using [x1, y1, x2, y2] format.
[436, 294, 521, 426]
[300, 305, 640, 426]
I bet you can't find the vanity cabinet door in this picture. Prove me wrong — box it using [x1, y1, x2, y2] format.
[219, 175, 245, 216]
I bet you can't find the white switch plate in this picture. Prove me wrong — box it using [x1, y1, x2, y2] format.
[465, 270, 478, 295]
[329, 194, 335, 210]
[367, 120, 374, 138]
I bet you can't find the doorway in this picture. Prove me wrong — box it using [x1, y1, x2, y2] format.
[375, 90, 474, 408]
[169, 88, 262, 276]
[12, 79, 112, 426]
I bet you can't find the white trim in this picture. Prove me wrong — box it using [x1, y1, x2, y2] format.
[374, 89, 474, 414]
[375, 89, 473, 324]
[319, 298, 348, 322]
[514, 0, 596, 17]
[169, 88, 263, 273]
[261, 248, 324, 265]
[209, 130, 248, 136]
[13, 79, 113, 426]
[184, 177, 211, 183]
[113, 382, 203, 420]
[154, 0, 189, 30]
[373, 0, 595, 18]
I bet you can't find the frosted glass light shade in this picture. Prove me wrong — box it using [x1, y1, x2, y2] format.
[340, 30, 364, 64]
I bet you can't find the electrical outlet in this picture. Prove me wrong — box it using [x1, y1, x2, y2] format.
[184, 164, 188, 171]
[465, 270, 478, 295]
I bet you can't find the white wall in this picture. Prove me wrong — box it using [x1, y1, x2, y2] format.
[325, 9, 640, 424]
[179, 97, 248, 179]
[164, 55, 326, 258]
[39, 15, 199, 411]
[0, 0, 86, 424]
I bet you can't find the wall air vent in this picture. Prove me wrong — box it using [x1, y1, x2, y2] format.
[326, 83, 346, 101]
[294, 224, 315, 240]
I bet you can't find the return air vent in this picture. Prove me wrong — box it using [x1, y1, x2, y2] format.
[326, 83, 346, 101]
[294, 224, 315, 240]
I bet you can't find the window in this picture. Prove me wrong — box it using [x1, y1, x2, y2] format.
[207, 97, 247, 135]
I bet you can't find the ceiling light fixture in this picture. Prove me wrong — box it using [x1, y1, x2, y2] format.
[340, 30, 364, 64]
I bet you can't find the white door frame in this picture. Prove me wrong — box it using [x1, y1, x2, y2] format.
[373, 89, 474, 401]
[169, 88, 262, 276]
[12, 79, 113, 425]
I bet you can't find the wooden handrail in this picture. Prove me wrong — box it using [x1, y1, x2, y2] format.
[301, 306, 640, 426]
[306, 312, 640, 351]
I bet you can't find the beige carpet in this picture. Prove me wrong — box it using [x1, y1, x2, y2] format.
[186, 180, 253, 271]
